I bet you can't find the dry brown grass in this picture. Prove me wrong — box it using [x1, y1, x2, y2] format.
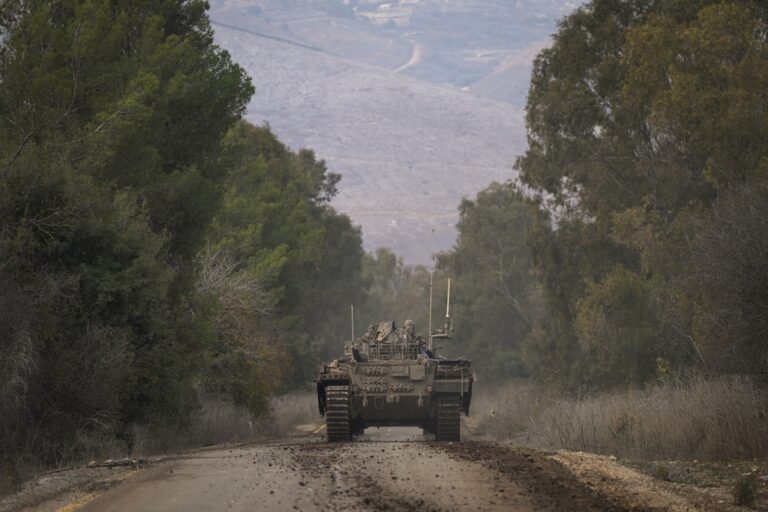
[130, 391, 319, 458]
[471, 380, 558, 442]
[129, 397, 254, 458]
[476, 377, 768, 461]
[262, 392, 319, 437]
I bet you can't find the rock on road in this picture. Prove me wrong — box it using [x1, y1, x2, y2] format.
[34, 428, 659, 512]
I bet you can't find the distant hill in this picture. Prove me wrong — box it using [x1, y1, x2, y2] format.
[210, 0, 581, 263]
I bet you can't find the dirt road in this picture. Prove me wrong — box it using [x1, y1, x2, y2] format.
[17, 428, 665, 512]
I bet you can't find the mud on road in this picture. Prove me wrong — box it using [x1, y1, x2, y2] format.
[292, 440, 645, 512]
[6, 428, 748, 512]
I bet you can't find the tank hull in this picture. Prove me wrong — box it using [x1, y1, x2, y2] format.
[316, 358, 473, 441]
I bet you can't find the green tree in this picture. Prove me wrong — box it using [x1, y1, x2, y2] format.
[359, 247, 434, 338]
[686, 185, 768, 374]
[207, 121, 365, 385]
[438, 183, 541, 380]
[0, 0, 252, 475]
[195, 246, 287, 416]
[517, 0, 768, 386]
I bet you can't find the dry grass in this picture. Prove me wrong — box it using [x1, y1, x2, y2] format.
[261, 392, 319, 437]
[1, 390, 321, 494]
[129, 391, 319, 458]
[476, 377, 768, 461]
[471, 380, 558, 442]
[129, 397, 254, 458]
[0, 392, 316, 497]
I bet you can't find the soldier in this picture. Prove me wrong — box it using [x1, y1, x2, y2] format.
[361, 323, 377, 343]
[401, 319, 416, 342]
[376, 320, 396, 342]
[401, 319, 435, 357]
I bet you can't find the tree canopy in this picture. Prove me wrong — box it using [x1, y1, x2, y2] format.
[1, 0, 254, 468]
[515, 0, 768, 386]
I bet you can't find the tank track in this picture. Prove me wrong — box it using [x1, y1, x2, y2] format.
[435, 395, 461, 441]
[325, 385, 352, 442]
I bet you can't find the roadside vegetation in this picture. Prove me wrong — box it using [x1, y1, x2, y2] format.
[474, 378, 768, 462]
[0, 0, 364, 491]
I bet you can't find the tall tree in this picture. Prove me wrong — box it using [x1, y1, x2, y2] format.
[517, 0, 768, 386]
[0, 0, 252, 473]
[438, 183, 541, 380]
[208, 121, 365, 385]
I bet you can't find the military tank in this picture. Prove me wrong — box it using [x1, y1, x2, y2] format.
[316, 281, 473, 442]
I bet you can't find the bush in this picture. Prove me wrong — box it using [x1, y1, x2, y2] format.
[733, 473, 758, 506]
[478, 377, 768, 461]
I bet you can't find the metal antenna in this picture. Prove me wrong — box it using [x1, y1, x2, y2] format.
[446, 277, 451, 318]
[444, 277, 452, 333]
[351, 304, 355, 341]
[428, 228, 436, 350]
[428, 268, 434, 350]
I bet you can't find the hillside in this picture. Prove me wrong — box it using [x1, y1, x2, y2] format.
[210, 0, 577, 262]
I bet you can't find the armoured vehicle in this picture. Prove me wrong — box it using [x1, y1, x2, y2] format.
[316, 283, 473, 442]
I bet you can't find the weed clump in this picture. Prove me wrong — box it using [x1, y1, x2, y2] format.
[653, 465, 670, 481]
[733, 473, 757, 506]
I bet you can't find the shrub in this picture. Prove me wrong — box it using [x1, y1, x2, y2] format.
[733, 473, 757, 506]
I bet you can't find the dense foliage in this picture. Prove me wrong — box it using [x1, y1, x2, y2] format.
[0, 0, 366, 484]
[437, 184, 541, 379]
[207, 121, 365, 384]
[0, 0, 252, 473]
[518, 0, 768, 387]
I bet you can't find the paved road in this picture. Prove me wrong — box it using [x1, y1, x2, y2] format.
[61, 428, 644, 512]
